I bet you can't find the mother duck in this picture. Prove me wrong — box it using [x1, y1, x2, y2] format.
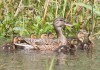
[14, 18, 72, 50]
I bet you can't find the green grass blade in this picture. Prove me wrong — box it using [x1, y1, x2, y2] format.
[48, 56, 55, 70]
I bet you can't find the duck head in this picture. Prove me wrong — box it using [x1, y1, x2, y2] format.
[53, 18, 72, 45]
[53, 18, 72, 29]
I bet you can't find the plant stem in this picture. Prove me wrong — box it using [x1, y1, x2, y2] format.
[14, 0, 23, 17]
[91, 0, 94, 34]
[55, 0, 58, 18]
[42, 0, 50, 24]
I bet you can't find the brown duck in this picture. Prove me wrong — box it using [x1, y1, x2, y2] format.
[14, 18, 72, 50]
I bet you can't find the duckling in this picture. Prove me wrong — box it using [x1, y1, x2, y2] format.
[54, 45, 69, 54]
[89, 35, 95, 45]
[68, 38, 77, 56]
[2, 43, 15, 52]
[13, 36, 19, 43]
[2, 36, 21, 51]
[30, 33, 48, 45]
[40, 33, 48, 39]
[77, 29, 93, 53]
[40, 33, 52, 46]
[2, 36, 32, 51]
[13, 36, 27, 44]
[54, 38, 77, 55]
[13, 36, 30, 49]
[83, 34, 93, 53]
[40, 32, 54, 39]
[30, 33, 36, 39]
[2, 37, 19, 51]
[77, 30, 88, 50]
[40, 33, 54, 45]
[47, 32, 55, 39]
[77, 22, 89, 50]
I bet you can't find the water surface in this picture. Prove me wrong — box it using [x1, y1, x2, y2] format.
[0, 39, 100, 70]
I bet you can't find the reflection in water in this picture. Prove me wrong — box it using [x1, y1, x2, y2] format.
[0, 40, 100, 70]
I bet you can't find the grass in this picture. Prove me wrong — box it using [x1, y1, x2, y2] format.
[0, 0, 100, 38]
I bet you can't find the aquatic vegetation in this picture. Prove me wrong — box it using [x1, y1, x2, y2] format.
[0, 0, 99, 38]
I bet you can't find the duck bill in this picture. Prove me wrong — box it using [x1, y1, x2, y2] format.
[65, 23, 72, 27]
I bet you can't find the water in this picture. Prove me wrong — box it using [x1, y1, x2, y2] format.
[0, 39, 100, 70]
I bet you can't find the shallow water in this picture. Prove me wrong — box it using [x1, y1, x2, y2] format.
[0, 39, 100, 70]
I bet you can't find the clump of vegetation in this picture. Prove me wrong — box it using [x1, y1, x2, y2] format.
[0, 0, 100, 38]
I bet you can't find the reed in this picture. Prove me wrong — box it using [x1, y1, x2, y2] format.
[47, 56, 56, 70]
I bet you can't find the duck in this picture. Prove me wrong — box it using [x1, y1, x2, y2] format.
[47, 32, 55, 39]
[30, 33, 37, 39]
[68, 38, 77, 55]
[2, 43, 15, 52]
[40, 32, 54, 39]
[55, 37, 77, 55]
[40, 33, 48, 39]
[14, 18, 72, 51]
[2, 36, 35, 51]
[76, 22, 93, 52]
[2, 36, 21, 51]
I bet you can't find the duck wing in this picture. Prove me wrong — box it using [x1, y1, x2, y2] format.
[14, 43, 34, 50]
[14, 38, 62, 51]
[24, 38, 48, 45]
[32, 39, 62, 51]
